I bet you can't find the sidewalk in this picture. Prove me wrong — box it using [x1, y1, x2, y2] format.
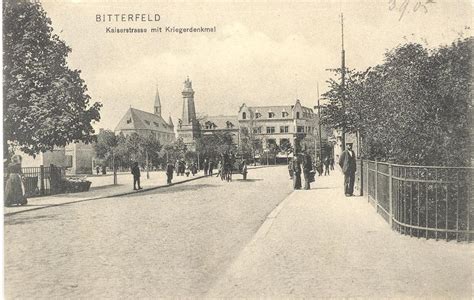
[4, 171, 206, 216]
[207, 170, 472, 298]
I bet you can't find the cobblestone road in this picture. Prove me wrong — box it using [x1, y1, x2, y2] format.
[5, 166, 292, 299]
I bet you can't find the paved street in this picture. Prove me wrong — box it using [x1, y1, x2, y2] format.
[4, 166, 292, 298]
[4, 166, 472, 298]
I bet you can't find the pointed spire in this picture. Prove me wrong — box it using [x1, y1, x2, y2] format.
[154, 84, 161, 116]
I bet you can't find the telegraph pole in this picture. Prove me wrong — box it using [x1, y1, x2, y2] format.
[340, 13, 346, 151]
[146, 150, 150, 179]
[317, 82, 323, 162]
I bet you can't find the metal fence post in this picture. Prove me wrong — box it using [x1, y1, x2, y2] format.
[366, 159, 370, 202]
[40, 165, 45, 196]
[375, 160, 378, 207]
[360, 159, 364, 196]
[389, 162, 393, 229]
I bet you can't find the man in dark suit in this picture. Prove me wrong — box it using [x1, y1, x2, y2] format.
[302, 153, 313, 190]
[338, 143, 356, 196]
[166, 161, 174, 184]
[131, 162, 142, 190]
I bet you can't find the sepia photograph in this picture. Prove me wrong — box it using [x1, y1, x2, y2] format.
[2, 0, 473, 298]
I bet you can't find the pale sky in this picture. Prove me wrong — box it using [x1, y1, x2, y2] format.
[40, 0, 472, 131]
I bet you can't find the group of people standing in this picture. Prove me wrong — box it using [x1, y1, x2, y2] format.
[288, 143, 356, 196]
[289, 152, 315, 190]
[173, 160, 198, 177]
[202, 159, 215, 176]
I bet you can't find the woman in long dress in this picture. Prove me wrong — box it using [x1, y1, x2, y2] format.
[292, 156, 302, 190]
[4, 155, 28, 207]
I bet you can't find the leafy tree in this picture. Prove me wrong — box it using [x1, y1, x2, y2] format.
[93, 130, 118, 166]
[162, 137, 187, 162]
[321, 38, 472, 166]
[3, 0, 102, 158]
[195, 132, 235, 160]
[238, 126, 263, 163]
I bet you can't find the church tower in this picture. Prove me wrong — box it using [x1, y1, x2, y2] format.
[177, 77, 200, 146]
[154, 85, 161, 116]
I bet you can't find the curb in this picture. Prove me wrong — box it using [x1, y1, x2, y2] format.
[4, 174, 208, 217]
[251, 191, 295, 242]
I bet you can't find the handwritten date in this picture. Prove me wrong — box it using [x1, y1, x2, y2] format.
[389, 0, 436, 21]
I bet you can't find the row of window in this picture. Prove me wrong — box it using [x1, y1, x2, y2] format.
[242, 111, 313, 120]
[127, 118, 166, 129]
[252, 126, 314, 134]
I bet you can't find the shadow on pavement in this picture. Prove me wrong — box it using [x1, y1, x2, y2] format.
[125, 183, 220, 196]
[5, 214, 58, 226]
[234, 179, 263, 182]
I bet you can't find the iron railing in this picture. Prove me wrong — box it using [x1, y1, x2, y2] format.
[356, 160, 473, 242]
[19, 165, 64, 197]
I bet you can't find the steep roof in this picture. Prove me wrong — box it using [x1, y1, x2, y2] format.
[248, 105, 293, 112]
[115, 108, 174, 133]
[154, 87, 161, 109]
[200, 115, 239, 130]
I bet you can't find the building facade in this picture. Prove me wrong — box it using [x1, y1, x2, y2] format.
[237, 100, 318, 150]
[114, 87, 175, 144]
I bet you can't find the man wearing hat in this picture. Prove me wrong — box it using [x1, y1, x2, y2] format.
[338, 143, 356, 196]
[131, 162, 142, 190]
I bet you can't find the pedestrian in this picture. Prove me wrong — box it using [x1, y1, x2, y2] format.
[302, 153, 313, 190]
[96, 165, 100, 175]
[4, 155, 28, 207]
[166, 161, 174, 184]
[209, 160, 214, 176]
[191, 161, 197, 176]
[131, 162, 142, 190]
[216, 160, 222, 178]
[288, 158, 294, 179]
[241, 160, 248, 180]
[330, 157, 335, 170]
[339, 143, 357, 197]
[324, 156, 330, 176]
[175, 160, 180, 176]
[203, 159, 209, 176]
[292, 155, 302, 190]
[180, 160, 186, 176]
[185, 162, 191, 177]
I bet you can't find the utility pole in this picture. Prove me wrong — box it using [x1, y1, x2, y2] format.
[146, 150, 150, 179]
[112, 151, 117, 185]
[340, 13, 346, 151]
[317, 82, 323, 162]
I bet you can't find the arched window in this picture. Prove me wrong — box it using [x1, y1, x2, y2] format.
[242, 112, 247, 119]
[296, 112, 300, 119]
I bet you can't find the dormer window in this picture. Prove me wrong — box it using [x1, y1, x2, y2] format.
[296, 112, 300, 119]
[242, 112, 247, 120]
[255, 112, 262, 119]
[268, 112, 275, 118]
[153, 122, 160, 127]
[282, 112, 289, 118]
[126, 118, 132, 124]
[226, 121, 234, 129]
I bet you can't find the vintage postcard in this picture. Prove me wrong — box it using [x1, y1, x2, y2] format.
[3, 0, 472, 298]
